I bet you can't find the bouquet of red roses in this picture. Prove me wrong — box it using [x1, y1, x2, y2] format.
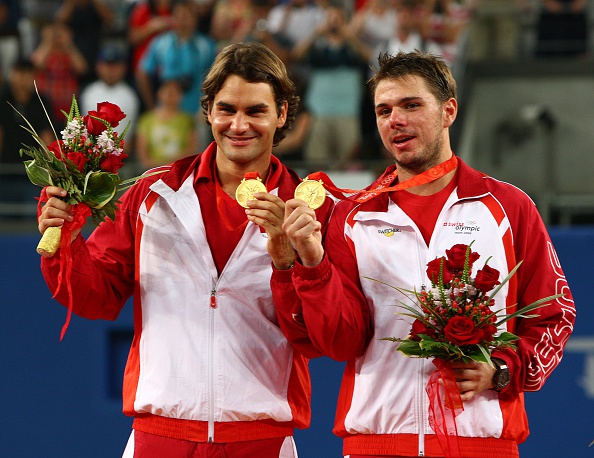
[13, 93, 162, 339]
[380, 242, 562, 365]
[15, 95, 143, 257]
[369, 242, 563, 458]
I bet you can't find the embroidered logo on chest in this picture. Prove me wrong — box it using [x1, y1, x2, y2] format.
[443, 220, 481, 235]
[378, 228, 402, 237]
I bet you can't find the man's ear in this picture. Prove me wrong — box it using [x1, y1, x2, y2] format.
[443, 98, 458, 128]
[277, 101, 289, 128]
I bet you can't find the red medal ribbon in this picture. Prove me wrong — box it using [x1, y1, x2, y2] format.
[426, 359, 464, 458]
[38, 191, 91, 340]
[243, 171, 260, 181]
[306, 154, 458, 203]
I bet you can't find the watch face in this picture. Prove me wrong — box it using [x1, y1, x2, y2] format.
[495, 364, 510, 389]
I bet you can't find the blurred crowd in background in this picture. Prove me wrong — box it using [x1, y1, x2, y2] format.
[0, 0, 591, 216]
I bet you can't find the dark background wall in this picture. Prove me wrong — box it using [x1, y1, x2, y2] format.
[1, 229, 592, 457]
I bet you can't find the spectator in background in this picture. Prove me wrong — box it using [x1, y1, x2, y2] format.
[55, 0, 115, 86]
[128, 0, 173, 75]
[420, 0, 475, 67]
[349, 0, 398, 51]
[136, 0, 217, 115]
[16, 0, 63, 57]
[0, 0, 21, 82]
[535, 0, 589, 57]
[195, 0, 216, 34]
[267, 0, 327, 81]
[208, 0, 254, 48]
[30, 21, 88, 127]
[0, 58, 54, 209]
[267, 0, 327, 47]
[79, 44, 141, 155]
[272, 78, 311, 163]
[372, 0, 423, 58]
[225, 0, 293, 62]
[135, 79, 197, 170]
[292, 3, 368, 169]
[136, 0, 217, 151]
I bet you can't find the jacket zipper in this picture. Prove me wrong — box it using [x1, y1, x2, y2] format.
[208, 287, 217, 442]
[417, 257, 427, 455]
[418, 357, 425, 456]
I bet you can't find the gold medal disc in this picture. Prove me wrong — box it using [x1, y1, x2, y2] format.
[294, 179, 326, 210]
[235, 177, 267, 208]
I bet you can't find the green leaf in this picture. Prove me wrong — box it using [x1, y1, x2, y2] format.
[119, 169, 167, 188]
[23, 160, 53, 186]
[494, 293, 564, 327]
[48, 152, 69, 175]
[392, 306, 426, 320]
[102, 202, 117, 221]
[489, 260, 523, 300]
[419, 338, 442, 352]
[83, 171, 119, 209]
[493, 331, 519, 343]
[362, 277, 418, 299]
[119, 120, 131, 141]
[475, 344, 492, 365]
[396, 340, 425, 356]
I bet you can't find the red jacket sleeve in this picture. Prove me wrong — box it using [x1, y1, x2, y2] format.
[271, 265, 323, 359]
[272, 202, 373, 362]
[40, 189, 140, 321]
[491, 185, 576, 395]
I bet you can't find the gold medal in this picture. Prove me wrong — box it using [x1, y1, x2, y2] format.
[294, 178, 326, 210]
[235, 176, 267, 208]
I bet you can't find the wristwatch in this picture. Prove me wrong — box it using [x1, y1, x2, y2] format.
[492, 358, 510, 391]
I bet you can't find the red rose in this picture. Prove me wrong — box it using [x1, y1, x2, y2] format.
[84, 112, 108, 136]
[410, 319, 436, 341]
[96, 102, 126, 127]
[66, 152, 87, 173]
[426, 257, 453, 286]
[100, 153, 127, 173]
[443, 316, 483, 345]
[474, 265, 501, 292]
[48, 140, 65, 160]
[446, 244, 480, 273]
[480, 324, 498, 342]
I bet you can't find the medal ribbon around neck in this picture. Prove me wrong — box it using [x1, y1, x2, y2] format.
[306, 154, 458, 204]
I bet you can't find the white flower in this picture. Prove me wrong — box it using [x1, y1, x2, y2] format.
[61, 118, 87, 142]
[93, 130, 123, 156]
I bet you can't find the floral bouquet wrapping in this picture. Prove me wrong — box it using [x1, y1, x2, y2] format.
[370, 242, 563, 458]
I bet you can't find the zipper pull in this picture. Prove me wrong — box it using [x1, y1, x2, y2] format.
[210, 289, 217, 309]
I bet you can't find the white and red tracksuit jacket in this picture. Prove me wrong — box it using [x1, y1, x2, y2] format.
[41, 143, 333, 444]
[272, 158, 575, 457]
